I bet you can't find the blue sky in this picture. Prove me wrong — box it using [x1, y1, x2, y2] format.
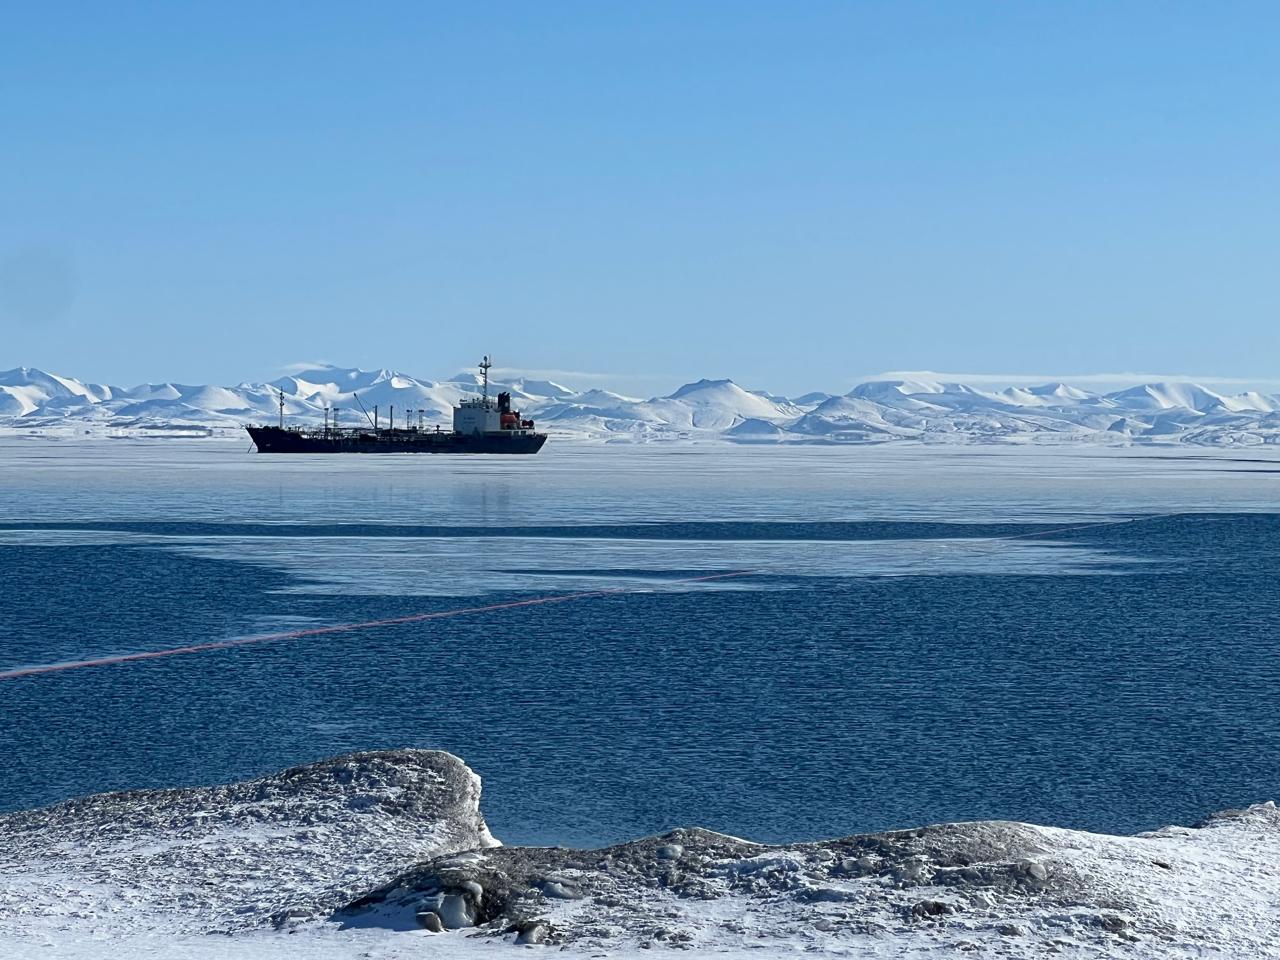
[2, 2, 1277, 396]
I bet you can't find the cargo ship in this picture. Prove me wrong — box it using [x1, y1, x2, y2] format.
[246, 357, 548, 454]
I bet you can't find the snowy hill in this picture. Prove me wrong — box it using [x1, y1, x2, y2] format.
[1105, 382, 1231, 412]
[627, 379, 803, 432]
[1000, 382, 1096, 407]
[4, 751, 1280, 958]
[0, 367, 113, 416]
[0, 750, 495, 943]
[1, 364, 1279, 446]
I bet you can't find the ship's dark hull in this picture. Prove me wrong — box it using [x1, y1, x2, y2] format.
[246, 426, 547, 454]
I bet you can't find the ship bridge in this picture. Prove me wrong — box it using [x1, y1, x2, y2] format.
[452, 357, 538, 436]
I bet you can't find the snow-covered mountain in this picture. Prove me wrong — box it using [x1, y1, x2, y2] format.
[2, 364, 1279, 446]
[0, 367, 114, 416]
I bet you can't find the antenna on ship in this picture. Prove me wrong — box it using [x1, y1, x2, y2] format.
[480, 355, 492, 402]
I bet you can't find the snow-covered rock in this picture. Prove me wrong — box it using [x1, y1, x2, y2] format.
[0, 750, 496, 938]
[341, 801, 1280, 956]
[4, 750, 1280, 958]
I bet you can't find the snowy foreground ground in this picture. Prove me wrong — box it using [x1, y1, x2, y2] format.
[3, 751, 1279, 958]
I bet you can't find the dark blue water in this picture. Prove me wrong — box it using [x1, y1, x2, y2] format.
[3, 492, 1279, 845]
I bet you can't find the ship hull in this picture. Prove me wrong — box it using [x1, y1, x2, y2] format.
[246, 426, 547, 454]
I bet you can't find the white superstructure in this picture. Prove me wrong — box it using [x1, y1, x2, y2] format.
[451, 356, 540, 437]
[453, 396, 503, 434]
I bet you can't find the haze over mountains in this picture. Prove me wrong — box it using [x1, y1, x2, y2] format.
[2, 364, 1279, 446]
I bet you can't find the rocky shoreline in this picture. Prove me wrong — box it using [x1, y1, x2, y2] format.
[3, 750, 1278, 958]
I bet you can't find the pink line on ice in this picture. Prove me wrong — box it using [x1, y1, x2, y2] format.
[0, 570, 756, 680]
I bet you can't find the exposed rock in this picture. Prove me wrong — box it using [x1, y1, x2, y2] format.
[1021, 860, 1049, 882]
[330, 802, 1280, 954]
[910, 899, 957, 919]
[1100, 913, 1129, 933]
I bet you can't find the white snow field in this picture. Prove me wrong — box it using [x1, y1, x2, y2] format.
[4, 363, 1280, 445]
[2, 751, 1280, 959]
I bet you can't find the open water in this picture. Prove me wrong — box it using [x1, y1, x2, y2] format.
[1, 439, 1277, 845]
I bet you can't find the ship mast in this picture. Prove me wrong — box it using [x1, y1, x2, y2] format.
[480, 355, 492, 403]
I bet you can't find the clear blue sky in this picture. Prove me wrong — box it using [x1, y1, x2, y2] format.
[2, 2, 1277, 395]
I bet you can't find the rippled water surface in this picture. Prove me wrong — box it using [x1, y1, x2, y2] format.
[1, 438, 1278, 845]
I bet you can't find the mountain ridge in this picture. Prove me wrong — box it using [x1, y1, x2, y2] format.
[2, 364, 1278, 446]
